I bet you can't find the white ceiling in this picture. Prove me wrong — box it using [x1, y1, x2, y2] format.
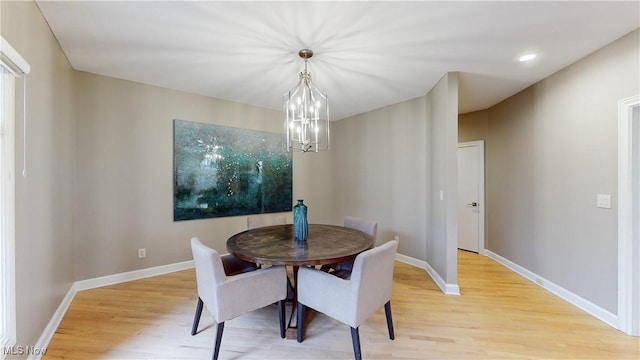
[36, 1, 639, 120]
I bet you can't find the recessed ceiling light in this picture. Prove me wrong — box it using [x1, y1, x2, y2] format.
[519, 53, 537, 62]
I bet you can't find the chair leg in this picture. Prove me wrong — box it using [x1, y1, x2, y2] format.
[212, 322, 224, 360]
[384, 301, 395, 340]
[279, 300, 286, 339]
[191, 297, 204, 336]
[350, 327, 362, 360]
[296, 302, 305, 343]
[319, 264, 331, 272]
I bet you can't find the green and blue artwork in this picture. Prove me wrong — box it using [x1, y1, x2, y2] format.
[173, 119, 292, 221]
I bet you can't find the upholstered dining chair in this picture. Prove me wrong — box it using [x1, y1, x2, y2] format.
[220, 214, 287, 275]
[344, 216, 378, 239]
[323, 216, 378, 278]
[191, 214, 287, 335]
[219, 214, 286, 276]
[296, 240, 398, 360]
[190, 237, 288, 360]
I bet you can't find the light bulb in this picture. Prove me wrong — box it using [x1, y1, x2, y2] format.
[519, 53, 536, 62]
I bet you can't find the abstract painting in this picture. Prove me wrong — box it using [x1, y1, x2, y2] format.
[173, 119, 292, 221]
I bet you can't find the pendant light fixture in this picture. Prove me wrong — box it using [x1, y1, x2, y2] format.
[283, 49, 330, 152]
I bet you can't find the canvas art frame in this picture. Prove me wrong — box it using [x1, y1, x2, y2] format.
[173, 119, 292, 221]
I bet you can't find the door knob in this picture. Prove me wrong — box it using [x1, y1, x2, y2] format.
[467, 202, 478, 207]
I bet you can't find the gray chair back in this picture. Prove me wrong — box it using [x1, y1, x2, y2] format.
[344, 216, 377, 240]
[191, 238, 227, 319]
[350, 240, 398, 326]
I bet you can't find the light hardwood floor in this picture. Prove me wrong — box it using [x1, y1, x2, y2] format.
[44, 251, 639, 359]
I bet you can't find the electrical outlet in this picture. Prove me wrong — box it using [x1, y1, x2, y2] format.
[394, 235, 400, 242]
[138, 248, 146, 259]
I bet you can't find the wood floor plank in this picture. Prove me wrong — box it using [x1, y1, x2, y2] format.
[43, 251, 639, 359]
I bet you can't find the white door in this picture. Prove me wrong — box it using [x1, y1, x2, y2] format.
[457, 141, 485, 253]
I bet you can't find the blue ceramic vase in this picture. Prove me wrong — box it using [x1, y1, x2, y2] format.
[293, 199, 308, 241]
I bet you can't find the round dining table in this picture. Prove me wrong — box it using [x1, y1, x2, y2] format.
[226, 223, 374, 267]
[227, 223, 374, 339]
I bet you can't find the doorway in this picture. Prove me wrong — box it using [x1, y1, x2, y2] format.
[457, 141, 485, 253]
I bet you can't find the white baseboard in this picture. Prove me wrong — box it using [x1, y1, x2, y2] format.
[74, 260, 194, 291]
[395, 253, 460, 295]
[29, 260, 195, 360]
[395, 253, 426, 268]
[29, 283, 77, 360]
[485, 250, 618, 329]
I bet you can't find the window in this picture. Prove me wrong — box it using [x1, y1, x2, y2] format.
[0, 36, 29, 354]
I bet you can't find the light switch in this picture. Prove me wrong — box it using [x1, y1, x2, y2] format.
[596, 194, 611, 209]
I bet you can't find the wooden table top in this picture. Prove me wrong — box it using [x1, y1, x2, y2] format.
[227, 224, 374, 266]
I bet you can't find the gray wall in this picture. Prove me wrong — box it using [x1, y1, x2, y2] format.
[332, 72, 459, 286]
[1, 0, 76, 348]
[74, 72, 276, 279]
[74, 71, 334, 280]
[331, 96, 428, 255]
[427, 73, 459, 285]
[478, 29, 638, 313]
[458, 109, 488, 143]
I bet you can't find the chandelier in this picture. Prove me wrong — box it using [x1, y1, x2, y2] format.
[283, 49, 330, 152]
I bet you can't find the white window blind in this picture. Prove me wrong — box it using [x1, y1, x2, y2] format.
[0, 36, 29, 355]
